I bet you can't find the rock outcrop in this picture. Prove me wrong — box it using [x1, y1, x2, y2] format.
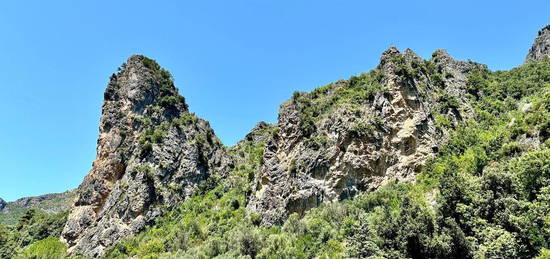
[61, 55, 230, 257]
[0, 198, 6, 211]
[526, 25, 550, 63]
[247, 47, 483, 225]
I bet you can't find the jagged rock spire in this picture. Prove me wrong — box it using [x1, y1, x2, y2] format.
[525, 25, 550, 63]
[61, 55, 230, 257]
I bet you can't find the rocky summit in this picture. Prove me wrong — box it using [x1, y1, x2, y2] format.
[526, 25, 550, 63]
[60, 55, 230, 257]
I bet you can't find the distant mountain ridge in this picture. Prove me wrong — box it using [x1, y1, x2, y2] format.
[0, 190, 75, 225]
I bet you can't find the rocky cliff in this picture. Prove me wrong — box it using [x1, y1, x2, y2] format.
[246, 47, 485, 225]
[61, 55, 230, 257]
[59, 25, 550, 257]
[526, 25, 550, 63]
[61, 49, 487, 254]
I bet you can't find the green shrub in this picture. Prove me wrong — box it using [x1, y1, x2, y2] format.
[350, 121, 374, 139]
[174, 113, 198, 128]
[0, 210, 69, 258]
[500, 141, 524, 157]
[139, 122, 170, 147]
[537, 248, 550, 259]
[513, 149, 550, 200]
[141, 56, 161, 70]
[290, 69, 385, 137]
[304, 135, 330, 149]
[159, 95, 183, 108]
[15, 237, 69, 259]
[435, 114, 453, 129]
[431, 73, 445, 87]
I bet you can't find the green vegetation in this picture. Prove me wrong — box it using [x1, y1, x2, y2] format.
[0, 205, 27, 226]
[0, 191, 74, 225]
[103, 132, 268, 259]
[304, 135, 330, 150]
[0, 209, 69, 258]
[15, 237, 70, 259]
[173, 112, 199, 128]
[159, 95, 185, 108]
[350, 121, 375, 139]
[141, 56, 162, 71]
[139, 122, 170, 145]
[141, 56, 188, 111]
[291, 69, 386, 135]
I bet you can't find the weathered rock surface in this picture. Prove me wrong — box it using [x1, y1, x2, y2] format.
[526, 25, 550, 63]
[247, 47, 483, 225]
[61, 55, 230, 257]
[244, 121, 274, 143]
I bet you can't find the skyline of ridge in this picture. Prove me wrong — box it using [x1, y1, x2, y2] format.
[1, 0, 549, 202]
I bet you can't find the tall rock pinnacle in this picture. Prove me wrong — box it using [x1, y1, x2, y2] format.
[61, 55, 230, 257]
[525, 25, 550, 63]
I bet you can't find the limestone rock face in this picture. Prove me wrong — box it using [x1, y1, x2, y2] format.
[61, 55, 230, 257]
[526, 25, 550, 63]
[247, 47, 482, 225]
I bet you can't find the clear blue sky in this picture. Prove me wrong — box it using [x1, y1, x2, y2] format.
[0, 0, 548, 201]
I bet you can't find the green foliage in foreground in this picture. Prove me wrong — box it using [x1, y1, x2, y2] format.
[0, 191, 74, 225]
[0, 209, 69, 258]
[14, 237, 69, 259]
